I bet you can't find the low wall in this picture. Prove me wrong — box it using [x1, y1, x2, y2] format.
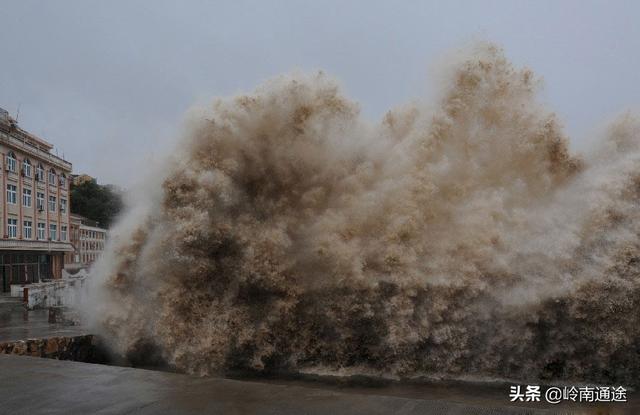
[0, 335, 107, 363]
[10, 273, 88, 310]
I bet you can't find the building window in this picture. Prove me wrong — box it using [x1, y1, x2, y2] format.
[61, 225, 67, 241]
[22, 159, 32, 178]
[48, 169, 56, 186]
[49, 224, 57, 241]
[48, 195, 56, 212]
[59, 174, 66, 188]
[7, 218, 17, 238]
[37, 192, 45, 211]
[6, 184, 16, 204]
[36, 164, 44, 182]
[23, 221, 32, 239]
[5, 152, 16, 173]
[23, 188, 32, 207]
[60, 198, 67, 213]
[37, 223, 45, 240]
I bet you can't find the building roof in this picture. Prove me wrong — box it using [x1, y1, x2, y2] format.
[72, 174, 96, 185]
[0, 107, 71, 172]
[0, 108, 54, 150]
[69, 213, 106, 230]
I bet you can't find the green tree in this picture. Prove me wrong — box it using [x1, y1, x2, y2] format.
[70, 180, 124, 228]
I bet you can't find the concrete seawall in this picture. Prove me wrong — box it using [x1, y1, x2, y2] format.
[0, 334, 106, 362]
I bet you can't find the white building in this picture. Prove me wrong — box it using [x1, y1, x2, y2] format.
[66, 213, 107, 268]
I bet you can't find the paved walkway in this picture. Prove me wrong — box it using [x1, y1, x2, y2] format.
[0, 355, 577, 415]
[0, 304, 88, 342]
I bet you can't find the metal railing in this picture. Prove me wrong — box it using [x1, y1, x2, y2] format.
[0, 239, 74, 252]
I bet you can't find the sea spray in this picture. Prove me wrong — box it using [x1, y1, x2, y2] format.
[85, 44, 640, 385]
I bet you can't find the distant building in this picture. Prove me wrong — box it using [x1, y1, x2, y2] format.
[0, 107, 73, 292]
[65, 213, 107, 268]
[71, 174, 95, 186]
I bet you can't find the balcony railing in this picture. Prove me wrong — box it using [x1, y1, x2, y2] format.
[0, 130, 72, 171]
[0, 239, 74, 252]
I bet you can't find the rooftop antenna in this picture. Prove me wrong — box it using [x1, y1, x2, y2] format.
[15, 104, 21, 123]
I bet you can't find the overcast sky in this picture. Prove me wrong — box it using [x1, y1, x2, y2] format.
[1, 0, 638, 186]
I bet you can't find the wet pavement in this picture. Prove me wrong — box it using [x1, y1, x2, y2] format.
[0, 354, 573, 415]
[0, 296, 88, 342]
[254, 376, 638, 415]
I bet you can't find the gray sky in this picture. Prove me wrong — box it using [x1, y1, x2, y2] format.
[1, 0, 638, 186]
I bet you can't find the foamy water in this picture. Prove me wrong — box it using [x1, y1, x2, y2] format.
[85, 43, 640, 386]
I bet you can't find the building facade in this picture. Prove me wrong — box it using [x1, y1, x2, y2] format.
[65, 213, 107, 268]
[0, 108, 73, 292]
[71, 173, 95, 186]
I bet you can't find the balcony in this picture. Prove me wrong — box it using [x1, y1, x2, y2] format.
[0, 239, 73, 252]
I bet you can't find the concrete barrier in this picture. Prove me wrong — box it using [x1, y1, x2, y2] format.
[10, 274, 88, 310]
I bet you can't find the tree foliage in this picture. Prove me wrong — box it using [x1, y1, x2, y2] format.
[70, 180, 123, 228]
